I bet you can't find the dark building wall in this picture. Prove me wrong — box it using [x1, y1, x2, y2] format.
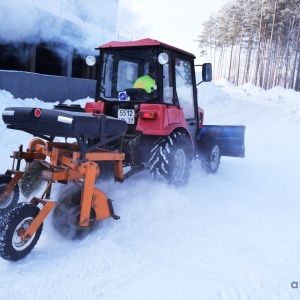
[0, 70, 96, 103]
[0, 43, 96, 79]
[0, 42, 98, 102]
[0, 1, 120, 101]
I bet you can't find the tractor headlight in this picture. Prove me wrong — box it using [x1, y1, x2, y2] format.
[85, 55, 96, 66]
[158, 53, 169, 65]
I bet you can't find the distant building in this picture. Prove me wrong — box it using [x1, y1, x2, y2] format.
[0, 0, 124, 102]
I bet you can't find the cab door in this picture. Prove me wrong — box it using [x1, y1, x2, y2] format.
[174, 57, 198, 138]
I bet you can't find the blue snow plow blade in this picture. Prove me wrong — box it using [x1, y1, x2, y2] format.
[197, 125, 245, 158]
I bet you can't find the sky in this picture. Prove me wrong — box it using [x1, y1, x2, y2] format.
[118, 0, 229, 63]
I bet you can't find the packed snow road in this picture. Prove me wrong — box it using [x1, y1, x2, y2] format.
[0, 81, 299, 299]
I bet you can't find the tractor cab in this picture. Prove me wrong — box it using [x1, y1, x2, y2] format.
[88, 39, 211, 134]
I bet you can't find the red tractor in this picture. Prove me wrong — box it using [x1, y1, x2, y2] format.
[86, 38, 245, 183]
[0, 38, 245, 261]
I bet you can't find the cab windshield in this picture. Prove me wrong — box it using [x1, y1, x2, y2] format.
[99, 48, 158, 102]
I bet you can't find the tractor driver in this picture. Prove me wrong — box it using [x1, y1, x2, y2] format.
[133, 64, 156, 93]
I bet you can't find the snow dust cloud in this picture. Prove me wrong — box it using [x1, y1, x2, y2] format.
[0, 0, 119, 57]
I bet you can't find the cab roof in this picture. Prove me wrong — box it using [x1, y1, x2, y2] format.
[98, 38, 195, 59]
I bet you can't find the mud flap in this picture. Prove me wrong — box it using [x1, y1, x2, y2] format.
[197, 125, 245, 158]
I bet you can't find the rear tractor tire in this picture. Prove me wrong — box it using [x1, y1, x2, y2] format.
[0, 174, 20, 212]
[52, 183, 96, 240]
[149, 131, 192, 185]
[0, 203, 43, 261]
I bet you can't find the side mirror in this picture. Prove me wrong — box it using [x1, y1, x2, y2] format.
[202, 63, 212, 82]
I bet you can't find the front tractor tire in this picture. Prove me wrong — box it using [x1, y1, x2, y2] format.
[0, 203, 43, 261]
[0, 175, 20, 212]
[202, 143, 221, 174]
[149, 131, 192, 185]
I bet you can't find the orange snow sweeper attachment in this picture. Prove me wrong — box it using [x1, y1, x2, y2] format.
[0, 106, 127, 261]
[0, 138, 125, 261]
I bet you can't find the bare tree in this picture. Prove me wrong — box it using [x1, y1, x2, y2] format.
[196, 0, 300, 91]
[262, 0, 278, 89]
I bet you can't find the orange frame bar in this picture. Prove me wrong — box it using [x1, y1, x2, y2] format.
[22, 199, 56, 241]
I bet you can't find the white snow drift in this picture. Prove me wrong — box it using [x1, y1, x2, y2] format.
[0, 80, 299, 300]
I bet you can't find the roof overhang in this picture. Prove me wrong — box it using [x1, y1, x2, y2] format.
[98, 38, 195, 59]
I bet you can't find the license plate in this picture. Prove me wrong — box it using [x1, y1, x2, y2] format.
[118, 109, 135, 124]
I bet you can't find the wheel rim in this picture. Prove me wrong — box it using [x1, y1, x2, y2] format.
[0, 183, 14, 209]
[12, 217, 36, 251]
[210, 145, 220, 170]
[173, 149, 186, 181]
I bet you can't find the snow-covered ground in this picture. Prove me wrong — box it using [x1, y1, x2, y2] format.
[0, 81, 299, 300]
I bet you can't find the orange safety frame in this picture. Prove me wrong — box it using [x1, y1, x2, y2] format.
[2, 138, 125, 242]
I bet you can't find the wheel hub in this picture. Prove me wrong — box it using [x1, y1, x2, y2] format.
[12, 217, 35, 251]
[210, 145, 220, 170]
[173, 149, 186, 181]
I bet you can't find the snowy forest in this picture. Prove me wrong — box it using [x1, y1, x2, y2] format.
[196, 0, 300, 91]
